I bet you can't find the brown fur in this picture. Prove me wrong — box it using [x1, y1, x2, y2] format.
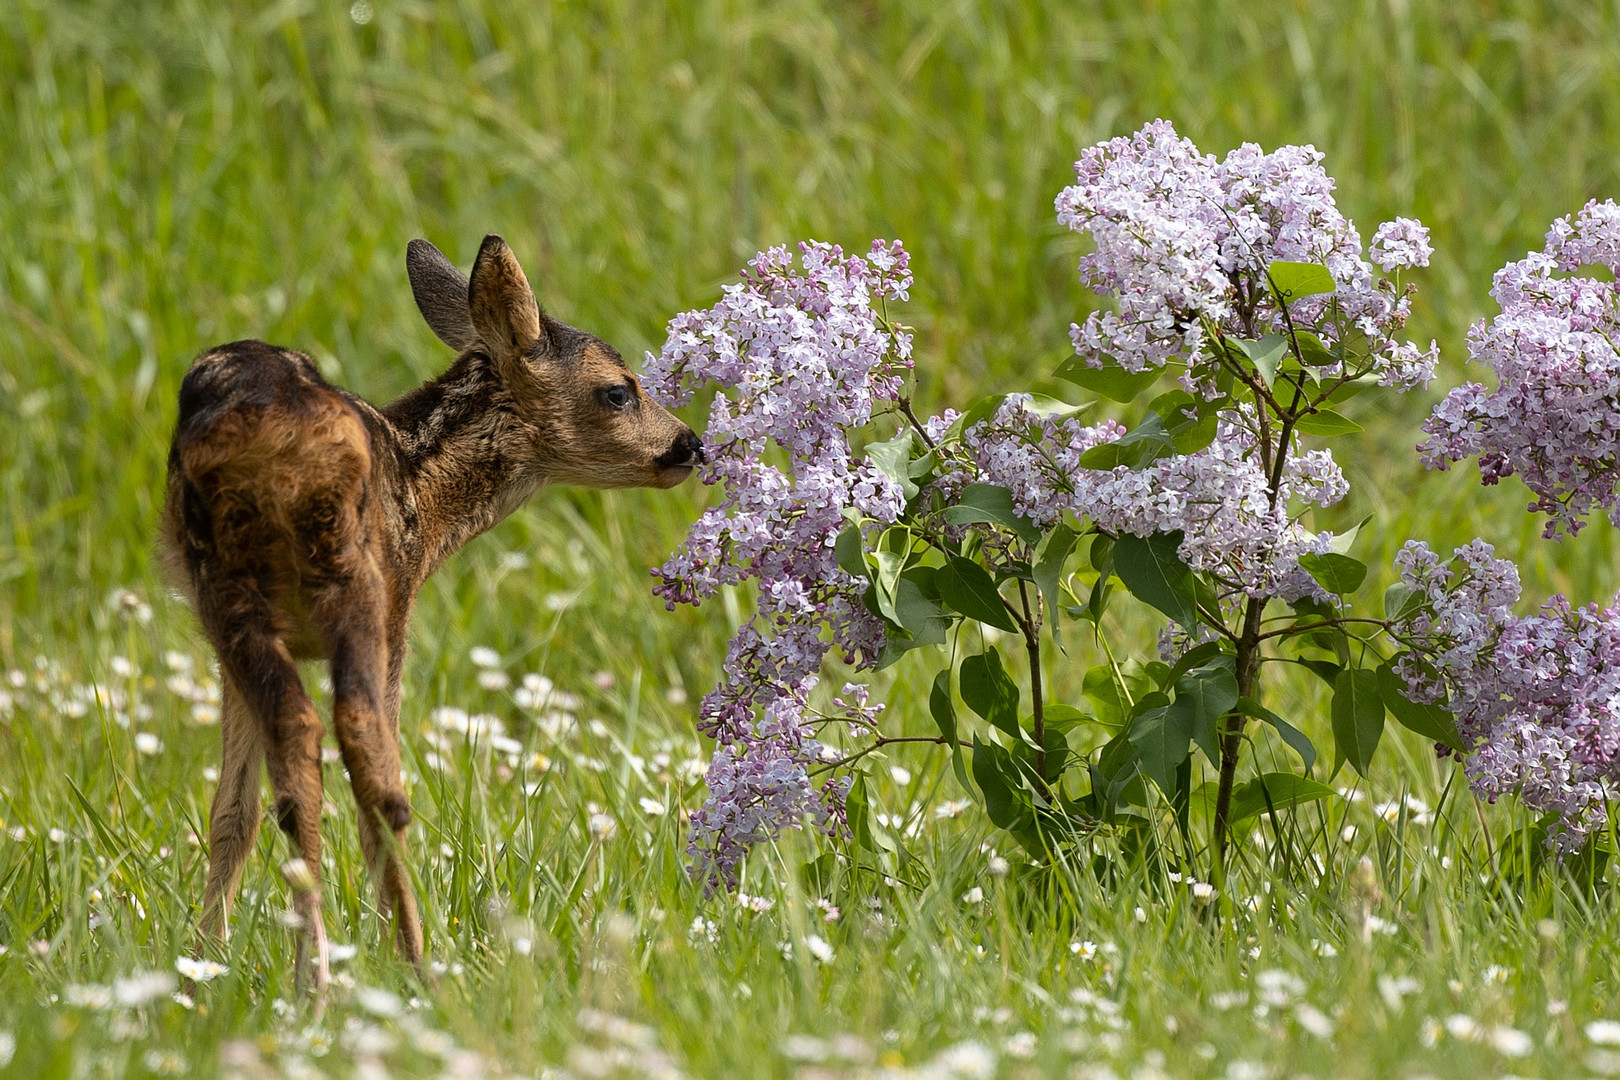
[161, 236, 701, 986]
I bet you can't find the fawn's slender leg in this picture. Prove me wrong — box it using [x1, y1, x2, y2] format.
[320, 565, 423, 967]
[199, 584, 330, 994]
[198, 679, 263, 942]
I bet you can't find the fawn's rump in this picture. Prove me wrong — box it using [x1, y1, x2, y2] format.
[162, 343, 375, 649]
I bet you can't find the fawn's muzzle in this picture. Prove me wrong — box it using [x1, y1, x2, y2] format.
[656, 430, 706, 472]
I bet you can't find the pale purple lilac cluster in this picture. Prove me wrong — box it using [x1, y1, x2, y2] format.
[1419, 200, 1620, 538]
[1055, 119, 1438, 393]
[643, 240, 913, 887]
[1393, 540, 1620, 846]
[943, 396, 1349, 602]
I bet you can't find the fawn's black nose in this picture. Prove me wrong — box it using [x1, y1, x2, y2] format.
[657, 429, 706, 470]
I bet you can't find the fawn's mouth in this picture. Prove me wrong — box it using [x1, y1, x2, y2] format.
[653, 432, 706, 485]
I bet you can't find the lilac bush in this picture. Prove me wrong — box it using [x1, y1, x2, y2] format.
[649, 119, 1611, 890]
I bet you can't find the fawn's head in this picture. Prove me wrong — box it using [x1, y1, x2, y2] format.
[406, 234, 703, 490]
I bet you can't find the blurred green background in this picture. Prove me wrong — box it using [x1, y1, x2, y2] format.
[7, 4, 1620, 1076]
[6, 0, 1620, 657]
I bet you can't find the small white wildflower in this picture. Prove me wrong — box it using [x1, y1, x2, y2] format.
[1191, 881, 1216, 903]
[476, 669, 511, 691]
[1444, 1014, 1482, 1042]
[1294, 1004, 1334, 1038]
[356, 986, 403, 1018]
[1364, 914, 1398, 936]
[934, 798, 972, 819]
[932, 1039, 996, 1079]
[1070, 940, 1098, 959]
[468, 646, 501, 669]
[637, 796, 666, 816]
[1488, 1025, 1532, 1057]
[961, 886, 985, 905]
[174, 957, 228, 982]
[587, 812, 617, 840]
[1482, 964, 1510, 985]
[987, 855, 1009, 875]
[1134, 906, 1147, 923]
[804, 935, 834, 964]
[1587, 1020, 1620, 1045]
[134, 732, 162, 756]
[889, 765, 912, 786]
[64, 984, 113, 1009]
[1002, 1031, 1037, 1059]
[114, 970, 176, 1006]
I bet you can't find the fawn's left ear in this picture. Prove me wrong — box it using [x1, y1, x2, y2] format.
[406, 239, 478, 350]
[468, 234, 547, 360]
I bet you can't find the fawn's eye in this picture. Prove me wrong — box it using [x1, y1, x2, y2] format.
[601, 384, 632, 410]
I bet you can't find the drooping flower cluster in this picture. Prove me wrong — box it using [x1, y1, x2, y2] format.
[944, 396, 1349, 602]
[1419, 200, 1620, 538]
[644, 240, 913, 887]
[1393, 539, 1620, 846]
[1055, 119, 1438, 392]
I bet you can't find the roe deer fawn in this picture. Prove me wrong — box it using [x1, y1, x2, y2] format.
[160, 234, 702, 990]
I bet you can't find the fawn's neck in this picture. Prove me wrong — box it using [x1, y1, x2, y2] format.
[382, 351, 549, 578]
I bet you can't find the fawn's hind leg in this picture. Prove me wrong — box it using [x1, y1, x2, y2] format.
[319, 565, 424, 968]
[199, 583, 331, 993]
[198, 680, 263, 942]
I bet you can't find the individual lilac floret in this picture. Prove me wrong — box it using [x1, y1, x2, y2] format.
[1392, 539, 1620, 848]
[1370, 218, 1434, 271]
[1419, 200, 1620, 538]
[645, 240, 912, 888]
[1055, 119, 1433, 396]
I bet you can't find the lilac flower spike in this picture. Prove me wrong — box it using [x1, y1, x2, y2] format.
[1055, 119, 1436, 393]
[1420, 200, 1620, 537]
[644, 240, 912, 887]
[1393, 540, 1620, 847]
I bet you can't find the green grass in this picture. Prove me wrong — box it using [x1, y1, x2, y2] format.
[5, 1, 1620, 1076]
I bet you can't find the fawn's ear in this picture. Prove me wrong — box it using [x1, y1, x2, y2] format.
[468, 234, 546, 359]
[406, 239, 479, 351]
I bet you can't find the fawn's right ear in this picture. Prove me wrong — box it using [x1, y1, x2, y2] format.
[406, 239, 479, 351]
[467, 234, 545, 360]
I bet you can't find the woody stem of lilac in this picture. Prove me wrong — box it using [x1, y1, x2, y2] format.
[1017, 579, 1047, 792]
[1214, 597, 1265, 872]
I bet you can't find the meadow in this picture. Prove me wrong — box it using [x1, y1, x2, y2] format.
[5, 1, 1620, 1076]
